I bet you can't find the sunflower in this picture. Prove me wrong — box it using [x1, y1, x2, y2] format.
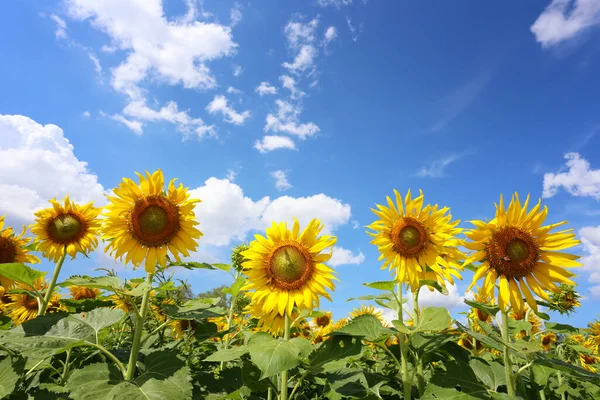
[580, 353, 599, 373]
[170, 319, 197, 340]
[246, 298, 297, 336]
[102, 170, 202, 273]
[367, 190, 464, 291]
[69, 286, 101, 300]
[152, 296, 176, 323]
[30, 197, 101, 262]
[4, 279, 66, 324]
[465, 193, 581, 314]
[541, 332, 557, 351]
[458, 334, 484, 354]
[510, 306, 542, 340]
[314, 311, 332, 327]
[0, 216, 40, 286]
[242, 218, 337, 318]
[350, 305, 387, 325]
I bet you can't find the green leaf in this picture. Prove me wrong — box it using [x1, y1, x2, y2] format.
[421, 360, 489, 400]
[393, 307, 452, 334]
[60, 298, 115, 312]
[531, 364, 555, 387]
[212, 263, 232, 272]
[69, 308, 125, 344]
[247, 333, 309, 379]
[329, 314, 384, 341]
[204, 347, 248, 362]
[0, 356, 25, 399]
[222, 276, 246, 297]
[544, 322, 579, 334]
[0, 263, 46, 287]
[0, 317, 11, 331]
[167, 260, 216, 270]
[464, 299, 500, 318]
[309, 335, 363, 370]
[67, 350, 193, 400]
[418, 279, 448, 295]
[162, 299, 226, 320]
[363, 281, 396, 291]
[469, 358, 506, 391]
[58, 276, 122, 292]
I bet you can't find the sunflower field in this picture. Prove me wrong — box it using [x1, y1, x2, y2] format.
[1, 169, 600, 400]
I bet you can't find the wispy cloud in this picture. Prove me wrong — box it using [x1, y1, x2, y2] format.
[416, 150, 474, 178]
[430, 70, 491, 133]
[270, 170, 292, 191]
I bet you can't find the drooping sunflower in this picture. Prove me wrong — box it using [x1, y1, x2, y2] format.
[242, 218, 337, 318]
[366, 190, 464, 291]
[102, 170, 202, 273]
[30, 197, 101, 262]
[69, 286, 101, 300]
[0, 216, 40, 268]
[4, 279, 66, 324]
[465, 193, 581, 314]
[541, 332, 557, 351]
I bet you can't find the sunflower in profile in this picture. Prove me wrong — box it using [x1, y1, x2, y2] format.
[541, 332, 557, 351]
[102, 170, 202, 273]
[69, 286, 101, 300]
[465, 193, 580, 314]
[170, 319, 197, 340]
[30, 197, 101, 262]
[5, 279, 65, 324]
[242, 218, 337, 318]
[0, 216, 40, 269]
[350, 305, 387, 325]
[366, 190, 464, 291]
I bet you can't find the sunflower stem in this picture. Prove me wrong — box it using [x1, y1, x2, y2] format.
[557, 371, 567, 400]
[397, 283, 412, 400]
[125, 272, 154, 381]
[280, 312, 291, 400]
[413, 288, 425, 396]
[501, 310, 516, 396]
[38, 250, 67, 316]
[220, 269, 241, 370]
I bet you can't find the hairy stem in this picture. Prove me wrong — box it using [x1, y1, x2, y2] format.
[501, 310, 515, 396]
[38, 250, 67, 316]
[124, 272, 153, 381]
[397, 283, 411, 400]
[280, 312, 291, 400]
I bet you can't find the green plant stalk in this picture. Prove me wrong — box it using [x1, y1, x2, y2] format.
[38, 250, 67, 316]
[413, 289, 425, 396]
[220, 270, 242, 369]
[83, 342, 127, 378]
[501, 310, 515, 396]
[280, 312, 291, 400]
[539, 389, 547, 400]
[397, 283, 412, 400]
[289, 370, 310, 400]
[125, 272, 154, 381]
[268, 388, 273, 400]
[557, 371, 566, 400]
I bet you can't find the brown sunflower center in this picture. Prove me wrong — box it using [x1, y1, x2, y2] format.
[130, 196, 180, 246]
[316, 314, 331, 327]
[48, 213, 84, 244]
[267, 243, 313, 290]
[23, 295, 39, 311]
[391, 217, 427, 257]
[0, 237, 17, 263]
[542, 335, 552, 346]
[486, 227, 539, 280]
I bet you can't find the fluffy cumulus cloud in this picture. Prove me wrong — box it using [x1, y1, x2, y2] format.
[578, 225, 600, 297]
[0, 114, 105, 223]
[324, 26, 337, 45]
[279, 75, 304, 99]
[543, 152, 600, 199]
[205, 95, 250, 125]
[531, 0, 600, 47]
[254, 135, 297, 153]
[329, 247, 365, 267]
[190, 178, 352, 246]
[282, 17, 319, 74]
[270, 170, 292, 191]
[264, 99, 320, 140]
[255, 81, 278, 96]
[406, 284, 466, 311]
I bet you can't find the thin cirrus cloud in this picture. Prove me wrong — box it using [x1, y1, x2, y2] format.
[416, 150, 474, 178]
[270, 170, 292, 191]
[531, 0, 600, 47]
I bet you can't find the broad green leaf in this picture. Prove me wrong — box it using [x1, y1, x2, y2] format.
[155, 281, 177, 292]
[531, 364, 555, 387]
[329, 314, 384, 341]
[0, 317, 11, 331]
[70, 308, 125, 344]
[162, 299, 226, 320]
[0, 356, 25, 399]
[393, 307, 452, 334]
[309, 335, 363, 370]
[0, 263, 46, 287]
[212, 263, 232, 272]
[464, 299, 500, 318]
[418, 279, 448, 295]
[222, 276, 246, 297]
[421, 360, 489, 400]
[544, 322, 579, 334]
[167, 260, 216, 270]
[58, 276, 122, 292]
[204, 347, 248, 362]
[363, 281, 396, 291]
[411, 332, 456, 354]
[247, 333, 309, 379]
[60, 298, 115, 312]
[469, 358, 506, 391]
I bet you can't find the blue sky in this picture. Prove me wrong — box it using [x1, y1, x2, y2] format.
[1, 0, 600, 327]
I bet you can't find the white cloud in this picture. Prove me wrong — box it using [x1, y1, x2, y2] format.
[109, 114, 144, 135]
[282, 17, 319, 74]
[50, 14, 68, 39]
[329, 247, 365, 267]
[226, 86, 242, 95]
[0, 114, 105, 223]
[230, 3, 242, 27]
[406, 284, 466, 311]
[531, 0, 600, 47]
[282, 44, 317, 74]
[88, 52, 102, 74]
[233, 64, 243, 77]
[271, 170, 292, 191]
[101, 44, 117, 53]
[352, 220, 360, 229]
[189, 178, 352, 246]
[324, 26, 338, 45]
[543, 152, 600, 199]
[346, 16, 364, 42]
[254, 135, 296, 153]
[122, 100, 215, 138]
[255, 81, 278, 96]
[265, 99, 319, 139]
[82, 111, 91, 118]
[279, 75, 304, 99]
[571, 225, 600, 296]
[226, 169, 237, 181]
[318, 0, 353, 7]
[65, 0, 237, 93]
[206, 95, 250, 125]
[416, 151, 472, 178]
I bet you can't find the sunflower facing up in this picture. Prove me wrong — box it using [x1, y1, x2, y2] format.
[465, 193, 581, 314]
[4, 279, 66, 325]
[102, 170, 203, 273]
[0, 216, 40, 268]
[30, 197, 101, 262]
[242, 218, 337, 318]
[366, 190, 464, 291]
